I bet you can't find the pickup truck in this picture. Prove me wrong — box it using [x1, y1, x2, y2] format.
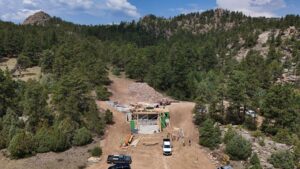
[107, 155, 132, 164]
[163, 138, 172, 156]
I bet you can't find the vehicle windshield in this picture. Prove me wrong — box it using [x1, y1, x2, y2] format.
[164, 145, 171, 148]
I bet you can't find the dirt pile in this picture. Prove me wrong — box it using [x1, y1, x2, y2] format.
[23, 11, 51, 25]
[128, 83, 165, 103]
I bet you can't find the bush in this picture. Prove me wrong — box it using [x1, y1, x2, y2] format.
[112, 67, 121, 76]
[34, 127, 53, 153]
[96, 86, 111, 101]
[17, 54, 32, 68]
[244, 116, 257, 131]
[72, 127, 92, 146]
[249, 153, 262, 169]
[258, 139, 265, 146]
[89, 146, 102, 157]
[261, 119, 278, 136]
[269, 151, 295, 169]
[0, 131, 8, 150]
[248, 164, 263, 169]
[104, 109, 113, 124]
[294, 142, 300, 163]
[251, 130, 263, 138]
[274, 129, 293, 145]
[8, 131, 35, 159]
[223, 127, 238, 144]
[50, 127, 71, 152]
[225, 135, 252, 160]
[199, 119, 221, 150]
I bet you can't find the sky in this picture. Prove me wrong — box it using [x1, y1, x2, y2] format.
[0, 0, 300, 25]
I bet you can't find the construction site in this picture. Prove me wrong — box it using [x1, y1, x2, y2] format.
[87, 73, 216, 169]
[0, 70, 217, 169]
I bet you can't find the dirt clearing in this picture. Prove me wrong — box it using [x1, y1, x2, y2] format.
[88, 74, 215, 169]
[0, 57, 42, 81]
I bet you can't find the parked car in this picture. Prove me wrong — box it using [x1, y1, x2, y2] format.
[107, 155, 132, 164]
[246, 110, 256, 118]
[217, 165, 233, 169]
[163, 138, 172, 156]
[108, 164, 131, 169]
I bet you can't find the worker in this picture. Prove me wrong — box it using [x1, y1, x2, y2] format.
[189, 139, 191, 146]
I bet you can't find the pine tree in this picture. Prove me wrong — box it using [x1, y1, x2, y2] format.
[199, 119, 221, 149]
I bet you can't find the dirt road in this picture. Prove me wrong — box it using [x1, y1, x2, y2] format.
[88, 74, 215, 169]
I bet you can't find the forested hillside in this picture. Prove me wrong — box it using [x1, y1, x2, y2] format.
[0, 9, 300, 164]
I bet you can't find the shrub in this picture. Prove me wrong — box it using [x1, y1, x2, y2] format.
[199, 119, 221, 150]
[0, 131, 8, 150]
[269, 151, 295, 169]
[250, 153, 262, 168]
[89, 146, 102, 157]
[96, 86, 111, 101]
[72, 127, 92, 146]
[261, 119, 278, 136]
[104, 109, 113, 124]
[248, 164, 263, 169]
[50, 127, 71, 152]
[17, 54, 32, 68]
[251, 130, 263, 138]
[223, 127, 238, 144]
[294, 141, 300, 163]
[34, 127, 53, 153]
[244, 116, 257, 131]
[225, 135, 252, 160]
[8, 131, 35, 159]
[112, 67, 121, 76]
[274, 129, 293, 145]
[258, 138, 265, 147]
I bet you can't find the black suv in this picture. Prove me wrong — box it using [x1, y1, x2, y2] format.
[108, 164, 131, 169]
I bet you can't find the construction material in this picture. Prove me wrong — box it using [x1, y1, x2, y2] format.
[122, 134, 134, 147]
[128, 83, 165, 103]
[130, 138, 141, 147]
[124, 135, 134, 145]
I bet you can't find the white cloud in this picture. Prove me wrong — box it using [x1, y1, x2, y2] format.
[170, 4, 204, 14]
[56, 0, 94, 9]
[23, 0, 37, 6]
[1, 9, 41, 21]
[106, 0, 140, 17]
[0, 0, 140, 23]
[216, 0, 286, 17]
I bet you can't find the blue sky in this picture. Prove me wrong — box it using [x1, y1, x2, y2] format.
[0, 0, 299, 25]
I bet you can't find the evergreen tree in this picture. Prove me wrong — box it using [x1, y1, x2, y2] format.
[0, 70, 17, 117]
[225, 135, 252, 160]
[199, 119, 221, 149]
[23, 80, 50, 132]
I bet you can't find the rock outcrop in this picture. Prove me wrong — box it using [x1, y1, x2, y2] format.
[23, 11, 51, 26]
